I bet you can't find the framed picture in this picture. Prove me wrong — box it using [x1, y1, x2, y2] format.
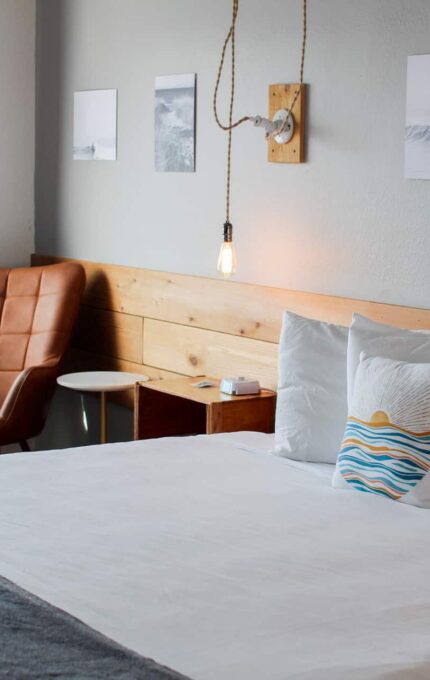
[73, 89, 117, 161]
[405, 55, 430, 179]
[155, 73, 196, 172]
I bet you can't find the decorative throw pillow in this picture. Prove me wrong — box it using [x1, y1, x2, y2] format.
[333, 353, 430, 508]
[347, 314, 430, 407]
[274, 311, 349, 464]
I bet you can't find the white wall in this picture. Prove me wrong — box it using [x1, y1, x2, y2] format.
[0, 0, 35, 267]
[33, 0, 430, 450]
[35, 0, 430, 309]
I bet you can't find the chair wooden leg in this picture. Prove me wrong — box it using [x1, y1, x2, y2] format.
[19, 440, 31, 452]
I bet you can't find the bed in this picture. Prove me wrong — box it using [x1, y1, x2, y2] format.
[1, 431, 430, 679]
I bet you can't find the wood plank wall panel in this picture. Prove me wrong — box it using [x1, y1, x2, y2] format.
[74, 306, 143, 364]
[32, 254, 430, 339]
[32, 254, 284, 342]
[64, 348, 179, 381]
[143, 319, 279, 389]
[63, 349, 181, 409]
[32, 254, 430, 407]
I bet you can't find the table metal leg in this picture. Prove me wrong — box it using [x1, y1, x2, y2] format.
[100, 392, 107, 444]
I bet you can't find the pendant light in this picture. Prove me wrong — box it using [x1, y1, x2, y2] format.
[213, 0, 242, 277]
[213, 0, 307, 277]
[217, 220, 237, 276]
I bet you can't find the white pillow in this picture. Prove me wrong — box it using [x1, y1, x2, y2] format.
[333, 353, 430, 508]
[347, 314, 430, 406]
[274, 311, 348, 464]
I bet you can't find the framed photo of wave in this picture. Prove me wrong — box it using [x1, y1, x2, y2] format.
[73, 89, 117, 161]
[405, 55, 430, 179]
[155, 73, 196, 172]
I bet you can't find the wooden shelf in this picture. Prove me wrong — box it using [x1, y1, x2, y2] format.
[134, 377, 276, 440]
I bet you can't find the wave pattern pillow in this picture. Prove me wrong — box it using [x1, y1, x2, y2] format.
[333, 353, 430, 508]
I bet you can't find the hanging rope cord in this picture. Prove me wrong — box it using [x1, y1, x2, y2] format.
[289, 0, 307, 118]
[212, 0, 244, 222]
[213, 0, 307, 222]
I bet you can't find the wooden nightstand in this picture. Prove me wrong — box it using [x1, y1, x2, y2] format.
[134, 377, 276, 440]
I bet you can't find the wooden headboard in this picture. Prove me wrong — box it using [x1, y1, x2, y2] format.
[32, 254, 430, 397]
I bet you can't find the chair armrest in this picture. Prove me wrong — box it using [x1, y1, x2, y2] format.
[0, 360, 58, 443]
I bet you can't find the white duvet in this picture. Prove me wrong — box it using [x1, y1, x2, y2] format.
[0, 432, 430, 679]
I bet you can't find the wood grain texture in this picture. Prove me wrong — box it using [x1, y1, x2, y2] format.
[134, 387, 207, 440]
[268, 83, 305, 163]
[32, 253, 284, 341]
[33, 254, 430, 412]
[143, 319, 279, 389]
[62, 348, 180, 409]
[207, 398, 275, 435]
[134, 380, 276, 439]
[63, 348, 177, 381]
[140, 376, 275, 405]
[32, 255, 430, 343]
[74, 306, 143, 364]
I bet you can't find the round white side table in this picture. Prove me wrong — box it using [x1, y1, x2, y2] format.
[57, 371, 148, 444]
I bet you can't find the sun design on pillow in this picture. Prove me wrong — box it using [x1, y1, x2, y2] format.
[338, 358, 430, 500]
[370, 410, 390, 425]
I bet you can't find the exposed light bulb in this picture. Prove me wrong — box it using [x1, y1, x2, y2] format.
[217, 241, 237, 277]
[217, 221, 237, 278]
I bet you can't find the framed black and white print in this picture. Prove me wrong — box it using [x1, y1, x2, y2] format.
[405, 55, 430, 179]
[155, 74, 196, 172]
[73, 89, 117, 161]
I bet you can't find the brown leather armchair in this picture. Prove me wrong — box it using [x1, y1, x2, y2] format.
[0, 262, 85, 450]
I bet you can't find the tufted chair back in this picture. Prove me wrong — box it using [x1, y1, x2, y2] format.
[0, 262, 85, 447]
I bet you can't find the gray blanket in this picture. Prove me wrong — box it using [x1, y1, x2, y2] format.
[0, 574, 192, 679]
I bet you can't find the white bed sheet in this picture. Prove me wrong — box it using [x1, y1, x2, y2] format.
[0, 432, 430, 679]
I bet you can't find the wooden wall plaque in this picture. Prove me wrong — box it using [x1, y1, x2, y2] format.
[268, 83, 306, 164]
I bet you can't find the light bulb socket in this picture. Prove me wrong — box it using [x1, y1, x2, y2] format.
[223, 221, 233, 243]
